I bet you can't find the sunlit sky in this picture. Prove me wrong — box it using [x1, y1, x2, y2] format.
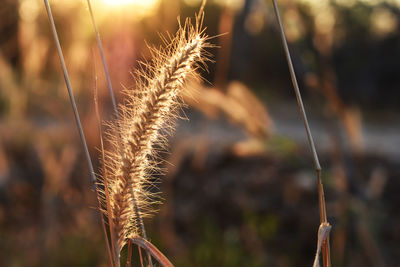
[100, 0, 159, 8]
[98, 0, 160, 18]
[101, 0, 141, 5]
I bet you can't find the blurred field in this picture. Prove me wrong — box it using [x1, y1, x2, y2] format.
[0, 0, 400, 266]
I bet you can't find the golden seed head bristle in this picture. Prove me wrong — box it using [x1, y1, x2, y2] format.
[97, 10, 212, 250]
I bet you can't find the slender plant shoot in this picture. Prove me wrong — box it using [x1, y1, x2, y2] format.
[271, 0, 331, 266]
[43, 0, 113, 264]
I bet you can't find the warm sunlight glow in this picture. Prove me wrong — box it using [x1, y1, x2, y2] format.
[98, 0, 160, 19]
[100, 0, 157, 8]
[102, 0, 132, 5]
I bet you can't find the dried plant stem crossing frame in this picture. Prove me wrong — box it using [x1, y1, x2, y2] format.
[271, 1, 331, 266]
[43, 0, 114, 265]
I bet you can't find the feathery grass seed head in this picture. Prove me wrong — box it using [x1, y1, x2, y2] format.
[98, 11, 212, 250]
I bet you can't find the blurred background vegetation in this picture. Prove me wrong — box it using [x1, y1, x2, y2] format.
[0, 0, 399, 266]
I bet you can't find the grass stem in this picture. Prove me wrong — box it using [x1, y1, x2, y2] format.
[94, 67, 118, 266]
[86, 0, 118, 114]
[43, 1, 113, 265]
[271, 1, 331, 266]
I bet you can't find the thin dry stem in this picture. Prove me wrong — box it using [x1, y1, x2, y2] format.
[126, 241, 132, 267]
[86, 0, 118, 113]
[270, 1, 331, 266]
[130, 237, 174, 267]
[43, 1, 113, 265]
[138, 247, 145, 267]
[94, 69, 117, 266]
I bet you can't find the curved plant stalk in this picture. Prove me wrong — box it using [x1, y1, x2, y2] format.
[270, 1, 331, 266]
[43, 0, 113, 265]
[130, 237, 174, 267]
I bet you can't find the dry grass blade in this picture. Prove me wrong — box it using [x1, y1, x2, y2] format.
[129, 237, 174, 267]
[43, 0, 113, 265]
[270, 0, 331, 266]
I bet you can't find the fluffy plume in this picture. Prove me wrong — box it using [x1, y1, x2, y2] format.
[98, 11, 212, 251]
